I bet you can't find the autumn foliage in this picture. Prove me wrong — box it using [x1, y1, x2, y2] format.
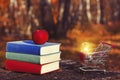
[0, 0, 120, 39]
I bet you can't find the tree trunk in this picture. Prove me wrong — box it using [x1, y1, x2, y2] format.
[40, 0, 55, 38]
[81, 0, 88, 25]
[104, 0, 111, 24]
[96, 0, 101, 24]
[86, 0, 92, 23]
[100, 0, 104, 24]
[117, 0, 120, 20]
[57, 0, 71, 38]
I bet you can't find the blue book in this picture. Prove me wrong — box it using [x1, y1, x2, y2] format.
[6, 40, 61, 55]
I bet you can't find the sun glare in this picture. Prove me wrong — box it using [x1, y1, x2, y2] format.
[80, 42, 95, 56]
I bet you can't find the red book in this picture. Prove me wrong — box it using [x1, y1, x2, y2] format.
[5, 60, 59, 74]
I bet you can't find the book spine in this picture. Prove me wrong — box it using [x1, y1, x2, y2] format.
[6, 52, 40, 64]
[5, 60, 41, 74]
[6, 43, 40, 55]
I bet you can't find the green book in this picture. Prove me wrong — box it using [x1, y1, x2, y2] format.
[6, 52, 61, 64]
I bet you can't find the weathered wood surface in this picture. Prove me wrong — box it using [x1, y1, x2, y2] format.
[0, 60, 120, 80]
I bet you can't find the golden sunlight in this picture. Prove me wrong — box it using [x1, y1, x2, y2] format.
[80, 42, 95, 56]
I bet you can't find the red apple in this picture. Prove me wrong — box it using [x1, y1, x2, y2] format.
[32, 30, 49, 44]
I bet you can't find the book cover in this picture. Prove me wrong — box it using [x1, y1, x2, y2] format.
[6, 40, 61, 55]
[5, 60, 60, 74]
[6, 52, 61, 64]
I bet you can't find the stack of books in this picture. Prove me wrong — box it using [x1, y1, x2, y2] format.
[5, 40, 61, 74]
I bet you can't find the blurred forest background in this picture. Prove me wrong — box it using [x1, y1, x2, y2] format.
[0, 0, 120, 52]
[0, 0, 120, 69]
[0, 0, 120, 39]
